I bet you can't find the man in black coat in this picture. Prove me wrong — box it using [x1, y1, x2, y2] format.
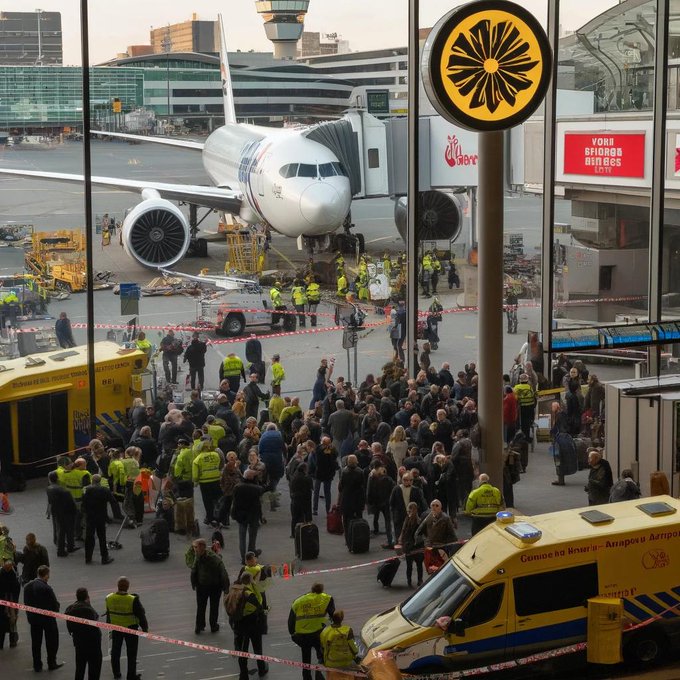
[438, 362, 455, 388]
[65, 587, 102, 680]
[214, 394, 242, 438]
[183, 332, 207, 390]
[46, 470, 78, 557]
[289, 463, 313, 538]
[243, 373, 269, 419]
[186, 390, 209, 428]
[389, 472, 427, 541]
[231, 470, 264, 564]
[366, 465, 396, 548]
[130, 426, 158, 469]
[81, 475, 116, 565]
[337, 455, 366, 548]
[24, 565, 63, 672]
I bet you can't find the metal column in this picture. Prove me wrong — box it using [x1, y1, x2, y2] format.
[647, 0, 670, 376]
[80, 0, 97, 438]
[540, 0, 560, 378]
[406, 0, 420, 376]
[477, 131, 504, 486]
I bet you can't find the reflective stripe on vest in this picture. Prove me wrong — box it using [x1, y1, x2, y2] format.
[222, 356, 243, 376]
[122, 457, 140, 482]
[106, 592, 138, 628]
[292, 286, 307, 305]
[271, 363, 285, 385]
[469, 485, 502, 516]
[62, 469, 85, 500]
[292, 592, 331, 634]
[270, 288, 282, 306]
[243, 583, 262, 617]
[196, 451, 221, 483]
[174, 448, 194, 481]
[514, 383, 535, 406]
[306, 283, 320, 303]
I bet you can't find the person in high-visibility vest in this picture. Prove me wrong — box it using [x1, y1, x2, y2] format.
[270, 353, 285, 396]
[288, 582, 335, 680]
[382, 252, 392, 279]
[431, 255, 442, 294]
[320, 610, 360, 679]
[465, 473, 504, 535]
[513, 373, 536, 443]
[192, 442, 224, 526]
[135, 331, 151, 355]
[305, 276, 321, 327]
[421, 252, 433, 298]
[107, 449, 127, 499]
[270, 281, 285, 326]
[336, 270, 348, 298]
[291, 278, 308, 328]
[333, 251, 345, 274]
[172, 436, 196, 499]
[356, 270, 369, 302]
[61, 458, 91, 542]
[220, 352, 245, 394]
[232, 571, 268, 678]
[105, 577, 149, 680]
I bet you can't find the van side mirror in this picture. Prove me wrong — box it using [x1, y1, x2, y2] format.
[448, 618, 466, 637]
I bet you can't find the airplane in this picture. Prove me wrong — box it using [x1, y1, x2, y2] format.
[0, 15, 354, 270]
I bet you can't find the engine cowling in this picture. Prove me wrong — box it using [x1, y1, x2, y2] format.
[122, 198, 191, 269]
[394, 190, 464, 242]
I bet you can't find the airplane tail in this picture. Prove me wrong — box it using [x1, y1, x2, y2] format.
[218, 14, 237, 125]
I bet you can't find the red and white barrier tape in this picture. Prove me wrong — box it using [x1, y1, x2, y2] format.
[0, 599, 366, 677]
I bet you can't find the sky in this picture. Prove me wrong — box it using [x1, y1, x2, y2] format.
[8, 0, 620, 66]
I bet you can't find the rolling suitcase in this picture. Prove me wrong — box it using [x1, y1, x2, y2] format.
[348, 518, 370, 554]
[573, 437, 591, 471]
[326, 505, 344, 535]
[141, 518, 170, 561]
[377, 557, 400, 587]
[245, 338, 263, 363]
[174, 497, 194, 535]
[295, 522, 319, 560]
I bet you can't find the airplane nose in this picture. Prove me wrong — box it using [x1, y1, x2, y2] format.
[300, 182, 348, 229]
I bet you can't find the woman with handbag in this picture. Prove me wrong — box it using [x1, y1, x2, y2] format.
[397, 502, 424, 588]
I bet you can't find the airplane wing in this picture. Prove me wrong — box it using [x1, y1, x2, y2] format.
[0, 168, 242, 213]
[91, 130, 204, 150]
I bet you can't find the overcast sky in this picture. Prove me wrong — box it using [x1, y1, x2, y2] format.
[11, 0, 619, 66]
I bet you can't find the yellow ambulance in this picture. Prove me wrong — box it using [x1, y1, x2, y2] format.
[361, 497, 680, 673]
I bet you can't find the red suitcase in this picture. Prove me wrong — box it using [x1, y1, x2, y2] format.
[327, 505, 344, 535]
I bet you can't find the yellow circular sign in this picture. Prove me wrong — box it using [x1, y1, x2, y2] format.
[423, 1, 552, 131]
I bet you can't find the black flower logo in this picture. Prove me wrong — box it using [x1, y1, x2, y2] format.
[446, 18, 539, 114]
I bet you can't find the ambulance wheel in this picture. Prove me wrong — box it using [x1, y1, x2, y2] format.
[624, 628, 668, 665]
[222, 314, 245, 337]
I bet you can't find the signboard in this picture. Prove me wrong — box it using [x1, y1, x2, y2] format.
[112, 98, 122, 113]
[422, 0, 552, 131]
[429, 118, 479, 187]
[366, 90, 390, 115]
[119, 282, 140, 316]
[563, 132, 646, 178]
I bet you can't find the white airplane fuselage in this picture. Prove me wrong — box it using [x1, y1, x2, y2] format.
[202, 124, 352, 238]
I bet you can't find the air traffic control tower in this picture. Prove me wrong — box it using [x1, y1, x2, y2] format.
[255, 0, 309, 60]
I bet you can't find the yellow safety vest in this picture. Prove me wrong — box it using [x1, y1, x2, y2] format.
[292, 592, 332, 634]
[173, 447, 194, 482]
[270, 287, 283, 308]
[108, 459, 127, 488]
[192, 439, 205, 456]
[121, 457, 140, 482]
[193, 450, 221, 484]
[62, 469, 86, 501]
[106, 592, 139, 628]
[513, 383, 535, 407]
[306, 282, 320, 303]
[466, 484, 503, 517]
[56, 466, 68, 485]
[207, 424, 225, 448]
[422, 255, 433, 272]
[135, 339, 151, 353]
[222, 355, 244, 377]
[243, 583, 263, 617]
[337, 275, 348, 295]
[271, 362, 285, 386]
[321, 624, 358, 668]
[292, 285, 307, 306]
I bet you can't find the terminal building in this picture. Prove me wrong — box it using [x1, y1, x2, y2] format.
[0, 10, 62, 65]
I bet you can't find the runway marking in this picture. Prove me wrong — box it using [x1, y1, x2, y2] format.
[464, 335, 477, 339]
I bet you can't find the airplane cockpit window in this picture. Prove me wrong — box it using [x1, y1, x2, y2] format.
[279, 163, 299, 179]
[297, 164, 317, 178]
[318, 163, 336, 178]
[332, 162, 347, 177]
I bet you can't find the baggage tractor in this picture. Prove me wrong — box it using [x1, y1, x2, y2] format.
[174, 496, 195, 535]
[348, 518, 370, 554]
[295, 522, 319, 560]
[326, 505, 344, 534]
[377, 557, 400, 587]
[141, 518, 170, 561]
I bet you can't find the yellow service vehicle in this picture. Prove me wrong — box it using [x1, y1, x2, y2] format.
[362, 498, 680, 674]
[0, 341, 147, 477]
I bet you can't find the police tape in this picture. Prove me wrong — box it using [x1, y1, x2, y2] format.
[0, 599, 367, 678]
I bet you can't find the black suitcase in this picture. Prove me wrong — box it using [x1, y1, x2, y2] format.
[245, 338, 263, 363]
[295, 522, 319, 560]
[377, 557, 400, 587]
[141, 519, 170, 561]
[348, 518, 370, 554]
[574, 436, 591, 471]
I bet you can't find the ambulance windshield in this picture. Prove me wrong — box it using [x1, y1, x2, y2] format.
[400, 561, 473, 628]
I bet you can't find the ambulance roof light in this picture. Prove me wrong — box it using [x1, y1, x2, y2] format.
[505, 522, 542, 543]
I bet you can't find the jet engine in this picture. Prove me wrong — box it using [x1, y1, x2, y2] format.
[394, 190, 463, 242]
[122, 197, 191, 269]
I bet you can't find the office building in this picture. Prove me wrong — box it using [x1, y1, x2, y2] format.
[0, 10, 62, 65]
[150, 14, 217, 55]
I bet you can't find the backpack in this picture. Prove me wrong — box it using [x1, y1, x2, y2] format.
[224, 583, 247, 622]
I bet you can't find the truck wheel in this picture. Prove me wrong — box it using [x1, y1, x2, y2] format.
[624, 629, 668, 665]
[282, 314, 297, 332]
[222, 314, 245, 337]
[355, 232, 366, 253]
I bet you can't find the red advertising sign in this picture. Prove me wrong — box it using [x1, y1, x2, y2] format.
[563, 132, 645, 178]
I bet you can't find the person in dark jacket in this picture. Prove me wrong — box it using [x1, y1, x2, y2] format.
[130, 426, 158, 470]
[451, 430, 474, 506]
[24, 565, 63, 672]
[243, 373, 269, 420]
[64, 587, 101, 680]
[81, 475, 116, 565]
[16, 533, 49, 585]
[366, 465, 396, 548]
[389, 472, 427, 541]
[55, 311, 76, 348]
[214, 395, 242, 439]
[231, 470, 264, 564]
[586, 449, 613, 505]
[183, 332, 207, 390]
[46, 471, 78, 557]
[186, 390, 209, 429]
[338, 455, 366, 547]
[398, 502, 425, 587]
[0, 559, 20, 649]
[232, 571, 268, 680]
[609, 469, 642, 503]
[190, 538, 230, 634]
[565, 379, 583, 436]
[312, 436, 339, 515]
[258, 423, 286, 510]
[289, 463, 313, 538]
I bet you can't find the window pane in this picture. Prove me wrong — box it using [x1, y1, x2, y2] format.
[319, 162, 335, 177]
[460, 583, 504, 628]
[298, 163, 317, 178]
[368, 148, 380, 169]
